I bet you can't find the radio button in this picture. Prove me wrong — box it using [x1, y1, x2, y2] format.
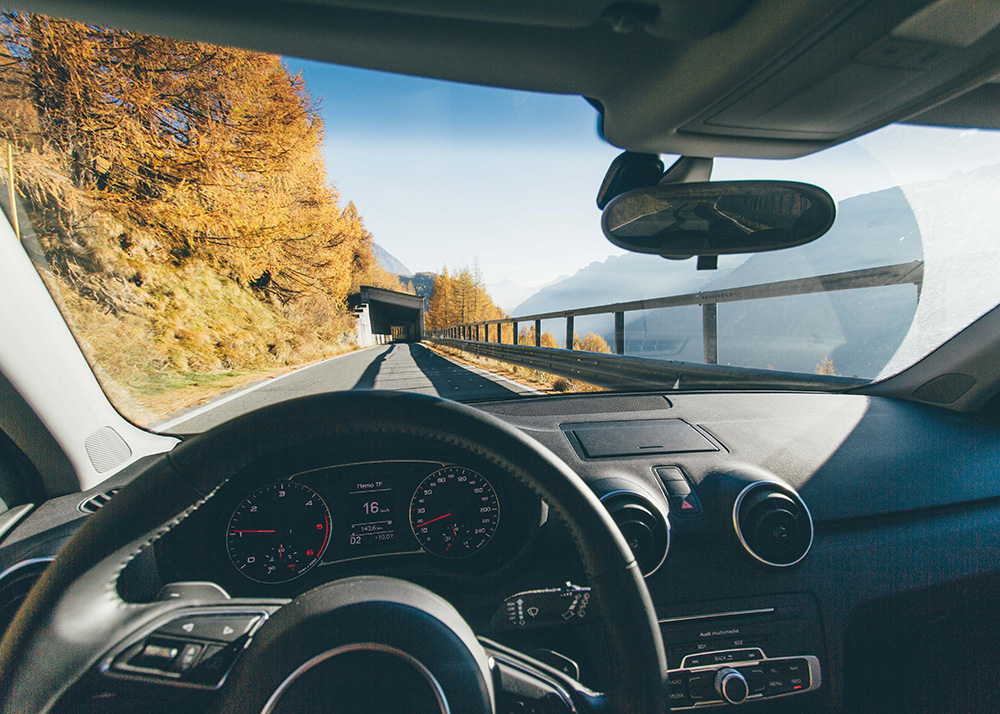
[764, 662, 792, 696]
[682, 648, 764, 668]
[687, 672, 717, 701]
[787, 658, 810, 692]
[744, 667, 766, 693]
[667, 671, 691, 708]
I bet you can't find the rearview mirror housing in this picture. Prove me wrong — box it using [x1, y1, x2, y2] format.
[601, 181, 836, 260]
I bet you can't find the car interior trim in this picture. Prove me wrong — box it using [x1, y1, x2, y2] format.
[0, 556, 53, 589]
[658, 607, 776, 625]
[259, 642, 450, 714]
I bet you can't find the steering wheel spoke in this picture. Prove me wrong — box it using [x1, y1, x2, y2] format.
[99, 596, 284, 691]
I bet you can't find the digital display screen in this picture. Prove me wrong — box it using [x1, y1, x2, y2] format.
[343, 478, 397, 556]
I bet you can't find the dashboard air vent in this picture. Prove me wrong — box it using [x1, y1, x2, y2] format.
[0, 558, 53, 637]
[601, 491, 670, 576]
[734, 482, 813, 567]
[78, 488, 120, 514]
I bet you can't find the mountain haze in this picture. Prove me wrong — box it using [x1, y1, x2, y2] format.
[371, 243, 412, 276]
[512, 186, 924, 377]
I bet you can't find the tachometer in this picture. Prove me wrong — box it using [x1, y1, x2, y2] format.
[409, 467, 499, 558]
[226, 482, 331, 583]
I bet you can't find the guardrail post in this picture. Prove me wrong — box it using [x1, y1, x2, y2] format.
[496, 323, 502, 344]
[513, 322, 518, 345]
[702, 303, 718, 364]
[535, 320, 541, 347]
[614, 312, 625, 355]
[476, 324, 481, 342]
[566, 316, 574, 350]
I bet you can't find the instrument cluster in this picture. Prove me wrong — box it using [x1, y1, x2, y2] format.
[170, 459, 543, 592]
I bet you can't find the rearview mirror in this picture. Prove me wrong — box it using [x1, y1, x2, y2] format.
[601, 181, 836, 260]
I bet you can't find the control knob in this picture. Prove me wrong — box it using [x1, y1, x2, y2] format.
[715, 667, 749, 705]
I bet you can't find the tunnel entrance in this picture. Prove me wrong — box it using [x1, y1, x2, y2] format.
[348, 285, 425, 347]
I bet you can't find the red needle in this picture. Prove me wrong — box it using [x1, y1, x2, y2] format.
[231, 530, 276, 533]
[420, 513, 452, 527]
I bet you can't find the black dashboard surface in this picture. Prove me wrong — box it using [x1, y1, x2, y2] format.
[3, 390, 1000, 713]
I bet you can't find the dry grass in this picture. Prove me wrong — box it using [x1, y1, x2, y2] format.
[36, 242, 360, 425]
[427, 343, 606, 395]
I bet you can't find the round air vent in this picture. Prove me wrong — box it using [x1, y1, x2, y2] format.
[600, 491, 670, 576]
[0, 558, 53, 637]
[733, 482, 813, 567]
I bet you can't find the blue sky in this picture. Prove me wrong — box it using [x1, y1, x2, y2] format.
[282, 57, 1000, 289]
[282, 58, 621, 287]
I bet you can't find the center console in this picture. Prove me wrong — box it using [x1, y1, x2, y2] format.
[658, 594, 824, 710]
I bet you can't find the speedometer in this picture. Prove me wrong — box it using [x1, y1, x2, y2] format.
[227, 482, 331, 583]
[409, 467, 499, 558]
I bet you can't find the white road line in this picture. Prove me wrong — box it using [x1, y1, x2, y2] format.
[427, 346, 544, 395]
[153, 346, 384, 431]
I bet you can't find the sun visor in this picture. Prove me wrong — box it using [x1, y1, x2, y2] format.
[674, 0, 1000, 147]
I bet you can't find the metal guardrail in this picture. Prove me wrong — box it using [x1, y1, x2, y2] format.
[425, 261, 923, 390]
[429, 337, 867, 390]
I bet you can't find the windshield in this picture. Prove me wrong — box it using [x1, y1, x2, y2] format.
[3, 12, 1000, 432]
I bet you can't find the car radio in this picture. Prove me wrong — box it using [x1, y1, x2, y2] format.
[658, 594, 824, 709]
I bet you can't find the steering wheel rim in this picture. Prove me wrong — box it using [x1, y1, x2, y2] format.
[0, 390, 668, 713]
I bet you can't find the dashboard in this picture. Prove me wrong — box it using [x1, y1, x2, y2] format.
[3, 389, 1000, 713]
[157, 458, 543, 596]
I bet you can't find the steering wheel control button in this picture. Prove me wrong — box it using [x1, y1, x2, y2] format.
[156, 613, 262, 641]
[188, 641, 246, 687]
[136, 641, 179, 669]
[172, 643, 203, 673]
[715, 667, 749, 704]
[493, 583, 592, 629]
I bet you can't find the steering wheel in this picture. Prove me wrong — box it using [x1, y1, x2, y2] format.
[0, 391, 668, 713]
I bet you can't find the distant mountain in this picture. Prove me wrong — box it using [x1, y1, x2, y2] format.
[405, 271, 436, 300]
[625, 186, 923, 377]
[372, 243, 412, 276]
[511, 252, 741, 344]
[511, 185, 924, 377]
[487, 276, 568, 313]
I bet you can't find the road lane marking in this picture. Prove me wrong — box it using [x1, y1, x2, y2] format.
[153, 346, 385, 431]
[421, 345, 543, 395]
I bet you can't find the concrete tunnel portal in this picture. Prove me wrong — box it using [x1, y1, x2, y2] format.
[348, 285, 425, 347]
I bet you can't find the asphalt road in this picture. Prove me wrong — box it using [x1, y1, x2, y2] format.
[155, 343, 536, 434]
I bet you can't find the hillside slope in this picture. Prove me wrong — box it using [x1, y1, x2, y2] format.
[0, 13, 381, 422]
